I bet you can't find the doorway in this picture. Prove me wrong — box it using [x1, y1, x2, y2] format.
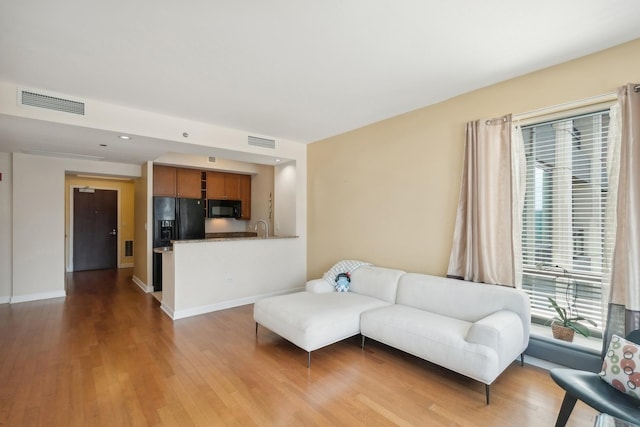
[72, 188, 118, 271]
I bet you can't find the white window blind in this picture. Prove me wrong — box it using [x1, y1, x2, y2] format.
[520, 109, 614, 334]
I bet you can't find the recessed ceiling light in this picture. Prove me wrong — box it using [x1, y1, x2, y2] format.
[118, 135, 131, 140]
[275, 159, 281, 162]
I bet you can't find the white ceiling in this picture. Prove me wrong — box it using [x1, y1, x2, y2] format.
[1, 0, 640, 164]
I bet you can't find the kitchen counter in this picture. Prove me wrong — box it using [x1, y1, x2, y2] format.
[159, 233, 305, 320]
[175, 234, 298, 244]
[154, 233, 298, 253]
[153, 246, 173, 254]
[205, 232, 258, 239]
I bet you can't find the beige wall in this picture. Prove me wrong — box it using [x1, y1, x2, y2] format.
[307, 38, 640, 279]
[133, 162, 150, 287]
[64, 175, 136, 269]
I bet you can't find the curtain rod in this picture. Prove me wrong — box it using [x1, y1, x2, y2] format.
[514, 91, 617, 122]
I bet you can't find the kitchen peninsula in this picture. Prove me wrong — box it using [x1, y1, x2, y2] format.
[159, 234, 303, 320]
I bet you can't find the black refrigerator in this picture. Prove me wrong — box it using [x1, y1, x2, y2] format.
[176, 198, 206, 240]
[153, 197, 205, 291]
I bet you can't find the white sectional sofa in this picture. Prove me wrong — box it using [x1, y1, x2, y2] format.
[253, 264, 530, 404]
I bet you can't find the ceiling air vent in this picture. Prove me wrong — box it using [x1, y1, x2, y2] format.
[20, 89, 85, 115]
[248, 135, 275, 149]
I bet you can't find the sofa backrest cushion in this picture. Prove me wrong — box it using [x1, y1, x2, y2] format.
[349, 266, 405, 303]
[397, 273, 530, 338]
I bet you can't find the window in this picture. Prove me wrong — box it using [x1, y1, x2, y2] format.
[520, 109, 613, 336]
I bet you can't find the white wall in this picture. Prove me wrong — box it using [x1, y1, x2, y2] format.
[154, 152, 262, 174]
[0, 81, 307, 165]
[161, 237, 305, 319]
[0, 152, 11, 302]
[274, 162, 298, 237]
[10, 153, 141, 302]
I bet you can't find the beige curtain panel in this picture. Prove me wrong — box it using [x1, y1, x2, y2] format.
[603, 83, 640, 351]
[447, 114, 520, 287]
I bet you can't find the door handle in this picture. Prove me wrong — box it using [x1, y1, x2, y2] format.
[109, 229, 117, 236]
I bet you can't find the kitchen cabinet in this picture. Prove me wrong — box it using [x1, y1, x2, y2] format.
[176, 168, 202, 199]
[153, 166, 203, 199]
[239, 174, 251, 220]
[153, 165, 177, 196]
[206, 171, 240, 200]
[206, 172, 225, 199]
[154, 165, 251, 219]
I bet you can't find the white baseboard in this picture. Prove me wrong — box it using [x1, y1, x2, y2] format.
[10, 290, 66, 304]
[0, 296, 10, 304]
[160, 302, 175, 319]
[132, 275, 153, 293]
[170, 287, 304, 320]
[119, 262, 134, 268]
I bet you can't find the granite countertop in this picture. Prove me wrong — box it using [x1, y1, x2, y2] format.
[205, 232, 258, 239]
[168, 232, 299, 245]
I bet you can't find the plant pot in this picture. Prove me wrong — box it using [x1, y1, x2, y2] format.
[552, 324, 575, 342]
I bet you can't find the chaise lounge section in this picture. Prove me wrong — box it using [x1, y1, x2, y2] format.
[254, 265, 405, 367]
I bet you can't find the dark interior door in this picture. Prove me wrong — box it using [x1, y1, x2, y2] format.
[73, 188, 118, 271]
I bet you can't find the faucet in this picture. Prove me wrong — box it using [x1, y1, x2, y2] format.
[255, 220, 269, 238]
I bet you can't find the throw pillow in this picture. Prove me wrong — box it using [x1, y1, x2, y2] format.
[599, 334, 640, 400]
[322, 259, 372, 285]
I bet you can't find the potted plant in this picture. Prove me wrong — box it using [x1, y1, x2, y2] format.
[547, 296, 597, 342]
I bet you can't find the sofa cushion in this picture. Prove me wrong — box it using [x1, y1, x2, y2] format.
[396, 273, 530, 348]
[361, 304, 499, 384]
[349, 266, 405, 303]
[254, 291, 390, 352]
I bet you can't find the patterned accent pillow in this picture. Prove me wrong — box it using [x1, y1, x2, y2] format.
[599, 334, 640, 400]
[322, 260, 372, 285]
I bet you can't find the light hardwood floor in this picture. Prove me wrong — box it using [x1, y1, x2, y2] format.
[0, 268, 598, 426]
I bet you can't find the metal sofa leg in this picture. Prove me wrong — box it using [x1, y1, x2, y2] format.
[521, 353, 524, 366]
[485, 384, 490, 405]
[361, 335, 366, 349]
[554, 392, 577, 427]
[255, 322, 259, 336]
[307, 352, 311, 368]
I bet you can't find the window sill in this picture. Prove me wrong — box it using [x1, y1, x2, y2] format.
[530, 323, 602, 353]
[526, 324, 603, 371]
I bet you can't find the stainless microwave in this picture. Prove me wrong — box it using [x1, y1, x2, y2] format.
[208, 199, 241, 219]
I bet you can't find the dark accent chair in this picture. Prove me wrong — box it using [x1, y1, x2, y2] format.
[549, 330, 640, 427]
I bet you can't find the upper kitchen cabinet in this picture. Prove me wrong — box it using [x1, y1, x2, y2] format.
[153, 165, 177, 196]
[153, 165, 202, 199]
[176, 168, 202, 199]
[239, 174, 251, 220]
[206, 171, 240, 200]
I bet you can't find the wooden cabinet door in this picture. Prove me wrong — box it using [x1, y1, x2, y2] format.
[153, 165, 177, 196]
[239, 174, 251, 220]
[224, 173, 241, 200]
[176, 168, 202, 199]
[206, 171, 226, 199]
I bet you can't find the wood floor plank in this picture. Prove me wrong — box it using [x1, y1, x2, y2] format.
[0, 268, 599, 426]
